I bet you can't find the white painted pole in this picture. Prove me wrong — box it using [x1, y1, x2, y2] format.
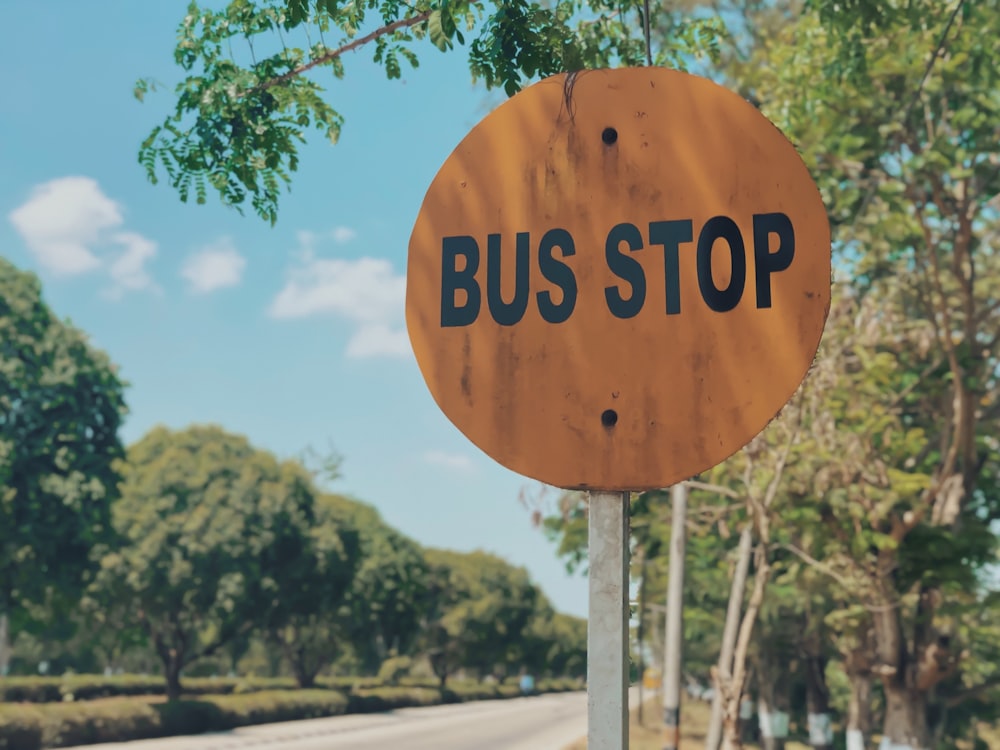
[588, 490, 630, 750]
[663, 483, 688, 750]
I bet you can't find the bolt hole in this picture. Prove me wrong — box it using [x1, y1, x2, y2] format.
[601, 127, 618, 145]
[601, 409, 618, 428]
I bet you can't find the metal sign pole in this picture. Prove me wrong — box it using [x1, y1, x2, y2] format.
[588, 490, 630, 750]
[663, 483, 688, 750]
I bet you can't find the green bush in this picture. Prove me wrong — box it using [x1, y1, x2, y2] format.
[441, 683, 521, 702]
[375, 656, 413, 686]
[0, 699, 163, 750]
[0, 704, 44, 750]
[0, 690, 348, 750]
[0, 674, 583, 706]
[0, 676, 583, 748]
[317, 675, 371, 690]
[347, 686, 441, 713]
[228, 676, 297, 695]
[0, 675, 300, 704]
[538, 677, 583, 693]
[158, 690, 348, 734]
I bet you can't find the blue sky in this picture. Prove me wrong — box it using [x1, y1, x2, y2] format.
[0, 3, 587, 616]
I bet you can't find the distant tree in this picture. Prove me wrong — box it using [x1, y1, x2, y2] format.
[100, 425, 331, 699]
[266, 493, 362, 687]
[0, 257, 127, 649]
[323, 495, 430, 673]
[422, 548, 540, 684]
[521, 608, 587, 680]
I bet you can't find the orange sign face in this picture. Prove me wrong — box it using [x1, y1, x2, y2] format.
[406, 68, 830, 491]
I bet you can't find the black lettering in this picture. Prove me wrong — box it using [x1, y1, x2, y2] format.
[440, 236, 481, 327]
[649, 219, 693, 315]
[537, 228, 577, 324]
[697, 216, 746, 312]
[486, 232, 530, 326]
[753, 212, 795, 308]
[604, 222, 646, 319]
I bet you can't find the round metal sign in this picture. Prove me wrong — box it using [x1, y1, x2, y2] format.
[406, 67, 831, 490]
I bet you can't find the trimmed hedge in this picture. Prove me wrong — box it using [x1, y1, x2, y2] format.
[0, 675, 583, 706]
[0, 679, 585, 749]
[0, 690, 349, 750]
[0, 676, 299, 704]
[0, 675, 462, 704]
[347, 686, 442, 713]
[443, 683, 521, 702]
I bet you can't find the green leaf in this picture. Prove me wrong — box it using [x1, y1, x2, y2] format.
[427, 10, 451, 52]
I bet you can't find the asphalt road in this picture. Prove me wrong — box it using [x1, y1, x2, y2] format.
[62, 690, 637, 750]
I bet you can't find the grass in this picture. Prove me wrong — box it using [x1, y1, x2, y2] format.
[564, 698, 811, 750]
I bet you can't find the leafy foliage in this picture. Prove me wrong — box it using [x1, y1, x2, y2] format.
[421, 548, 548, 684]
[0, 257, 127, 633]
[321, 495, 431, 671]
[264, 494, 361, 687]
[97, 426, 341, 698]
[136, 0, 724, 223]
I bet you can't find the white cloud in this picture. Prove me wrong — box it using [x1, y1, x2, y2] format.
[181, 237, 246, 293]
[423, 450, 475, 473]
[346, 322, 411, 358]
[331, 226, 357, 244]
[8, 176, 157, 296]
[269, 247, 410, 359]
[295, 226, 358, 255]
[104, 232, 160, 299]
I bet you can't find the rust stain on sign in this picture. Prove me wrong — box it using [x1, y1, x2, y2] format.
[406, 67, 831, 491]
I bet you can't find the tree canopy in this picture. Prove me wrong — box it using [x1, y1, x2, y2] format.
[135, 0, 722, 223]
[0, 257, 127, 633]
[539, 1, 1000, 746]
[422, 548, 546, 685]
[100, 425, 350, 698]
[0, 261, 586, 698]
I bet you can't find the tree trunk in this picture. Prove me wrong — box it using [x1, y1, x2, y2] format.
[292, 660, 317, 688]
[755, 648, 787, 750]
[706, 526, 753, 750]
[282, 635, 322, 689]
[871, 563, 933, 750]
[267, 647, 282, 677]
[165, 657, 183, 701]
[846, 670, 872, 750]
[152, 631, 185, 702]
[0, 614, 10, 676]
[804, 653, 833, 750]
[719, 541, 772, 750]
[756, 692, 785, 750]
[882, 684, 930, 750]
[637, 553, 647, 727]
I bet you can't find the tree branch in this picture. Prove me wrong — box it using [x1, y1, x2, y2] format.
[762, 416, 800, 511]
[946, 674, 1000, 707]
[778, 543, 854, 589]
[255, 11, 433, 93]
[975, 297, 1000, 327]
[682, 479, 742, 501]
[884, 355, 943, 413]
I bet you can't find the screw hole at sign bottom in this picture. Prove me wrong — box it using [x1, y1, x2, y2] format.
[601, 127, 618, 145]
[601, 409, 618, 428]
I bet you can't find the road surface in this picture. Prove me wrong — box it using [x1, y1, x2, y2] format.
[62, 689, 636, 750]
